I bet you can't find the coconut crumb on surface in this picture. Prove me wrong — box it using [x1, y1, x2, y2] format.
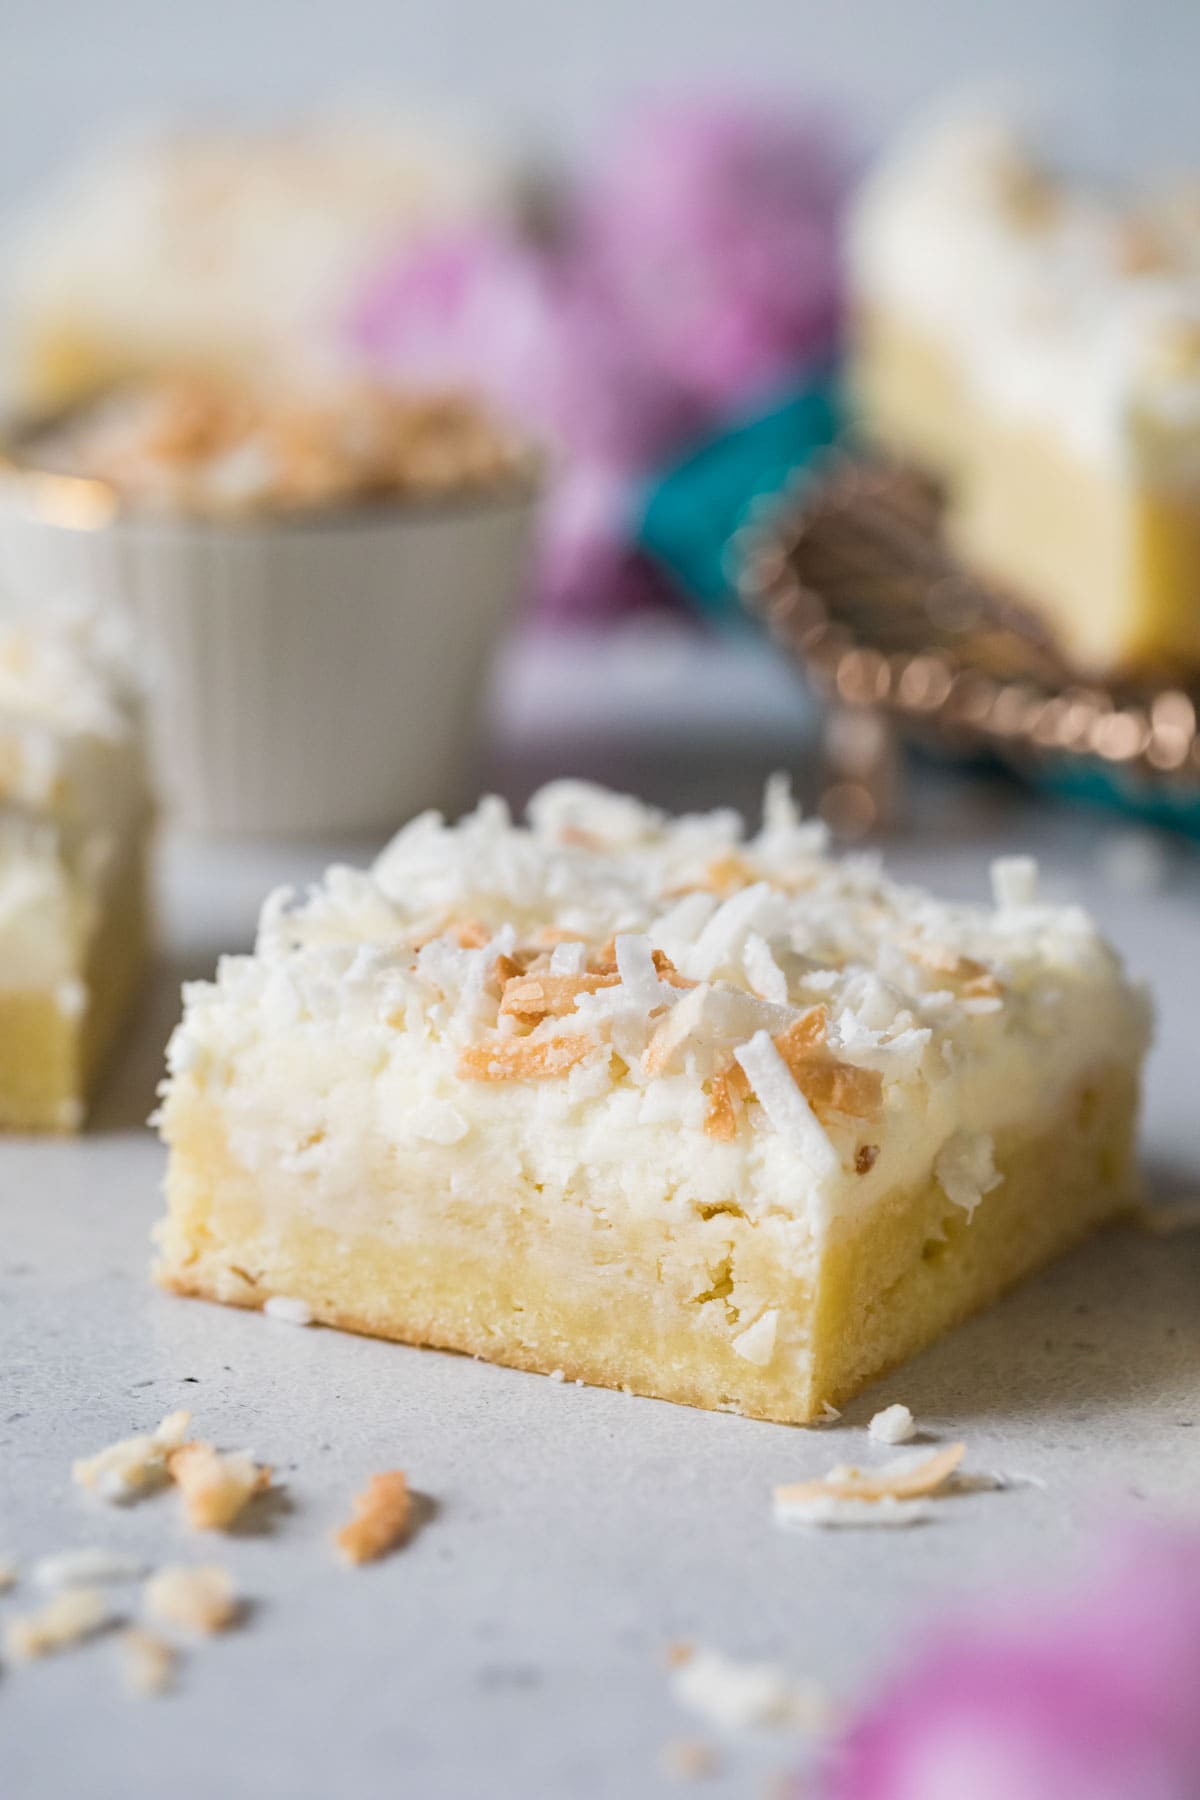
[263, 1295, 314, 1326]
[868, 1404, 916, 1445]
[4, 1586, 114, 1660]
[119, 1626, 178, 1697]
[659, 1738, 720, 1781]
[144, 1564, 239, 1635]
[335, 1472, 412, 1565]
[72, 1410, 191, 1504]
[817, 1402, 842, 1425]
[167, 1442, 272, 1530]
[670, 1646, 832, 1734]
[33, 1547, 144, 1590]
[548, 1368, 566, 1383]
[773, 1443, 970, 1528]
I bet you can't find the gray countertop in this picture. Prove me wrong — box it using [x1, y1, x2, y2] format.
[2, 629, 1199, 1800]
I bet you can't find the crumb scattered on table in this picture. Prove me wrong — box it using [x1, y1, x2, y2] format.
[868, 1403, 916, 1445]
[4, 1586, 114, 1660]
[167, 1442, 272, 1530]
[119, 1626, 178, 1696]
[144, 1564, 239, 1635]
[335, 1472, 412, 1565]
[72, 1410, 191, 1503]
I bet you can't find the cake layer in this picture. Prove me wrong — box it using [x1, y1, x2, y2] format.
[157, 1061, 1138, 1423]
[154, 781, 1150, 1419]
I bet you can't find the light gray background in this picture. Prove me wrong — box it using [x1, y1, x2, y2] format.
[3, 0, 1200, 211]
[1, 634, 1198, 1800]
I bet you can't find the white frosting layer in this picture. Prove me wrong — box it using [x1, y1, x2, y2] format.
[4, 115, 515, 402]
[850, 110, 1200, 482]
[162, 780, 1150, 1245]
[0, 609, 149, 988]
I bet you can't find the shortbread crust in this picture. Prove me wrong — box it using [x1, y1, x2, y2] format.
[155, 782, 1148, 1422]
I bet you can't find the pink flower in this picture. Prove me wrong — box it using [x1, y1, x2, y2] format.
[345, 100, 850, 620]
[582, 99, 849, 415]
[347, 224, 702, 470]
[821, 1525, 1200, 1800]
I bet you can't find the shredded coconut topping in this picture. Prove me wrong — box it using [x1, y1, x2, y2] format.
[161, 779, 1150, 1232]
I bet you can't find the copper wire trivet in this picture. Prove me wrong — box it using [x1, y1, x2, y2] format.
[734, 455, 1200, 795]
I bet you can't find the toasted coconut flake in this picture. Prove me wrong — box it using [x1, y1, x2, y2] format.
[119, 1626, 178, 1697]
[791, 1059, 884, 1122]
[703, 1072, 739, 1141]
[167, 1442, 272, 1531]
[458, 1032, 597, 1081]
[144, 1564, 239, 1634]
[855, 1143, 880, 1175]
[491, 951, 521, 987]
[335, 1471, 412, 1565]
[499, 972, 618, 1019]
[773, 1442, 966, 1509]
[734, 1032, 840, 1176]
[5, 1587, 114, 1660]
[72, 1410, 191, 1504]
[774, 1005, 828, 1061]
[907, 940, 1005, 999]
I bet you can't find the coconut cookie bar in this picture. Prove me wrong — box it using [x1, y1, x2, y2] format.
[849, 111, 1200, 676]
[154, 782, 1148, 1423]
[0, 610, 152, 1129]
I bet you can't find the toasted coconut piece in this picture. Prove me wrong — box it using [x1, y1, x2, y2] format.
[855, 1143, 880, 1175]
[773, 1442, 966, 1509]
[664, 854, 757, 899]
[335, 1471, 412, 1565]
[491, 952, 522, 987]
[774, 1005, 828, 1061]
[119, 1627, 178, 1696]
[4, 1587, 113, 1660]
[72, 1410, 192, 1504]
[414, 917, 491, 951]
[703, 1071, 740, 1142]
[907, 940, 1004, 998]
[499, 972, 618, 1018]
[144, 1564, 239, 1634]
[458, 1032, 597, 1081]
[167, 1442, 271, 1531]
[791, 1059, 884, 1122]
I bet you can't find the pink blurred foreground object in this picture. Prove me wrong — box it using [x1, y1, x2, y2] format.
[820, 1525, 1200, 1800]
[583, 100, 848, 414]
[346, 99, 849, 621]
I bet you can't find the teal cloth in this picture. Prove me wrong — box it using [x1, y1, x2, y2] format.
[637, 375, 841, 622]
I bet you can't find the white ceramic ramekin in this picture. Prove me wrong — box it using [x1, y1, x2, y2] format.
[0, 471, 536, 835]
